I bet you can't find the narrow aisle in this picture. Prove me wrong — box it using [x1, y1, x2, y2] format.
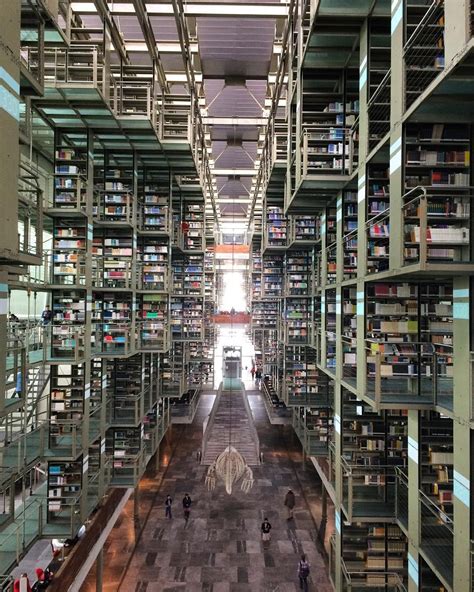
[117, 390, 332, 592]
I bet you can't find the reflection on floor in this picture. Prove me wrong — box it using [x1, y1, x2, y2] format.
[80, 389, 332, 592]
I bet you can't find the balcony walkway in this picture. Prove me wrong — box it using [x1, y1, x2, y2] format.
[79, 390, 332, 592]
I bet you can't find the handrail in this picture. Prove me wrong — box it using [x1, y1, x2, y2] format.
[241, 383, 260, 462]
[201, 382, 223, 461]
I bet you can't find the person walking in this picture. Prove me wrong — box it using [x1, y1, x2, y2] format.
[182, 493, 192, 522]
[250, 366, 255, 381]
[261, 517, 272, 545]
[14, 573, 32, 592]
[284, 488, 296, 520]
[41, 305, 52, 326]
[255, 367, 262, 387]
[297, 553, 310, 591]
[165, 494, 173, 519]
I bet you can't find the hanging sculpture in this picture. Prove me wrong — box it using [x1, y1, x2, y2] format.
[205, 445, 254, 494]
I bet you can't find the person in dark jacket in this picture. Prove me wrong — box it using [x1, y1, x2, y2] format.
[41, 305, 52, 326]
[261, 517, 272, 544]
[182, 493, 192, 522]
[284, 489, 296, 519]
[165, 495, 173, 518]
[297, 553, 310, 591]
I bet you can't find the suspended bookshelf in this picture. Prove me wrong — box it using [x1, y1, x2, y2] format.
[138, 239, 169, 292]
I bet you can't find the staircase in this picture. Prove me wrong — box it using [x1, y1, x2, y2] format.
[202, 383, 260, 466]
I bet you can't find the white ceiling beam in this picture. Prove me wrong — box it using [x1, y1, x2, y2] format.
[211, 169, 257, 176]
[203, 117, 268, 126]
[72, 2, 289, 17]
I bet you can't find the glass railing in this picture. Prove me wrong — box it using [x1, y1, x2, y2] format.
[365, 340, 453, 409]
[419, 488, 453, 589]
[109, 449, 146, 486]
[395, 466, 409, 532]
[341, 457, 401, 521]
[300, 126, 356, 178]
[403, 186, 473, 267]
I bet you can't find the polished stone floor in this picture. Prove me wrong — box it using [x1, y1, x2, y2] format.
[81, 390, 332, 592]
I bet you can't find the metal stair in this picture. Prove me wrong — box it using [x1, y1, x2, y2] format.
[202, 383, 260, 466]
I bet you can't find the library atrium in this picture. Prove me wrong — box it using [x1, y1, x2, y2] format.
[1, 0, 473, 591]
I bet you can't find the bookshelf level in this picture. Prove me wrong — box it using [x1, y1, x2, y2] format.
[366, 163, 390, 275]
[94, 159, 136, 224]
[265, 206, 288, 248]
[53, 138, 88, 211]
[283, 346, 330, 407]
[52, 220, 87, 287]
[403, 124, 472, 265]
[342, 190, 357, 280]
[92, 230, 133, 289]
[342, 286, 357, 387]
[138, 239, 169, 292]
[325, 205, 337, 285]
[262, 253, 284, 297]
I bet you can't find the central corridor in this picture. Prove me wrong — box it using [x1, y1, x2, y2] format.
[82, 390, 332, 592]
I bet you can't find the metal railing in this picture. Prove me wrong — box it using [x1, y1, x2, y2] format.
[341, 560, 407, 591]
[419, 487, 453, 589]
[341, 456, 401, 521]
[17, 163, 43, 258]
[395, 466, 409, 531]
[43, 44, 106, 87]
[341, 335, 357, 387]
[367, 71, 391, 152]
[404, 0, 445, 109]
[159, 95, 192, 141]
[366, 207, 390, 275]
[113, 80, 157, 124]
[342, 228, 358, 281]
[201, 383, 223, 462]
[366, 340, 453, 409]
[109, 448, 147, 486]
[300, 126, 356, 178]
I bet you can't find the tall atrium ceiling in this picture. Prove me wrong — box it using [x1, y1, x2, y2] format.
[68, 0, 289, 231]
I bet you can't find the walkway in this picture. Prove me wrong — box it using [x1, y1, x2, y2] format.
[203, 386, 259, 466]
[80, 390, 332, 592]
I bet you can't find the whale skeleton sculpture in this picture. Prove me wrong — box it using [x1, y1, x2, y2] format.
[205, 445, 254, 494]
